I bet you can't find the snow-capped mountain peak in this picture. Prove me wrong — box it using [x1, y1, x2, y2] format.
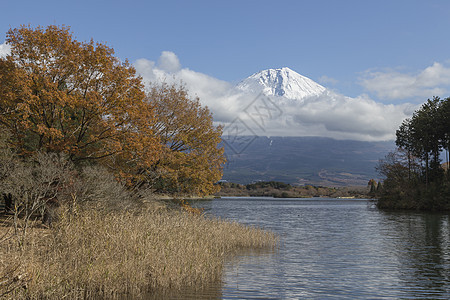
[237, 67, 326, 100]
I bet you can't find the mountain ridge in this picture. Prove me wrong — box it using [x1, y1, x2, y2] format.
[222, 136, 394, 186]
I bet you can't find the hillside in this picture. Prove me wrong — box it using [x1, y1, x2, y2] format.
[222, 136, 394, 186]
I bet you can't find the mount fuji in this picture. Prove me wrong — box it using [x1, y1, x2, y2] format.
[236, 67, 326, 100]
[221, 67, 396, 186]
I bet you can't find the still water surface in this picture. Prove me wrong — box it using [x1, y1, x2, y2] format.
[182, 197, 450, 299]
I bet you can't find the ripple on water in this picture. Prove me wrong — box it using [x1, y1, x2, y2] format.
[188, 198, 450, 299]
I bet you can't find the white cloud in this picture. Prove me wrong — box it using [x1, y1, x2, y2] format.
[157, 51, 181, 73]
[135, 52, 417, 141]
[223, 91, 415, 141]
[0, 42, 11, 58]
[135, 54, 245, 123]
[360, 62, 450, 100]
[318, 75, 338, 85]
[286, 92, 416, 141]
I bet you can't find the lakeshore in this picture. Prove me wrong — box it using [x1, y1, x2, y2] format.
[0, 200, 277, 299]
[215, 181, 371, 199]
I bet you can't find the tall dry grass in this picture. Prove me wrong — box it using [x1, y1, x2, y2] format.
[0, 201, 277, 299]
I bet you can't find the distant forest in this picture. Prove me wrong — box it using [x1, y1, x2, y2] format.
[216, 181, 369, 198]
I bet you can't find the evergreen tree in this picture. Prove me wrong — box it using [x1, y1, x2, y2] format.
[378, 96, 450, 210]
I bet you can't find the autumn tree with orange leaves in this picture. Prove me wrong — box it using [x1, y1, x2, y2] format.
[147, 83, 225, 196]
[0, 25, 225, 195]
[0, 25, 161, 181]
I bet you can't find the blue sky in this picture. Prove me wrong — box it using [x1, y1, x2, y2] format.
[2, 0, 450, 140]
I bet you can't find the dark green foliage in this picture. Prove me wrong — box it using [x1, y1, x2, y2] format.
[376, 181, 382, 192]
[246, 181, 291, 190]
[379, 97, 450, 210]
[368, 179, 377, 196]
[280, 192, 290, 198]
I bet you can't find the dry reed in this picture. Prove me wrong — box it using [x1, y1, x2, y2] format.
[0, 201, 277, 299]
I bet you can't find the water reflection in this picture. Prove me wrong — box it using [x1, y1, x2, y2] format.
[378, 211, 450, 297]
[190, 198, 450, 299]
[140, 283, 223, 300]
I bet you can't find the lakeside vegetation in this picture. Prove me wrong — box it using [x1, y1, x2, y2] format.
[1, 199, 276, 299]
[0, 25, 278, 298]
[216, 181, 371, 198]
[377, 96, 450, 210]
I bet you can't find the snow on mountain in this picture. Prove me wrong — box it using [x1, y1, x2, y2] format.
[236, 67, 326, 100]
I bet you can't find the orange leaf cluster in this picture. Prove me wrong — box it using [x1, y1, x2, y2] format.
[147, 83, 225, 196]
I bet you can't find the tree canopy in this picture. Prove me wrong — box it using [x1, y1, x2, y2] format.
[147, 83, 225, 195]
[0, 25, 225, 195]
[378, 96, 450, 210]
[0, 25, 159, 165]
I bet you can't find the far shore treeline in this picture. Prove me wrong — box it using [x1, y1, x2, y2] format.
[0, 25, 226, 197]
[377, 96, 450, 210]
[216, 181, 370, 198]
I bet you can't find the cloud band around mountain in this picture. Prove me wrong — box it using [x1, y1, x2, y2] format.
[135, 52, 416, 141]
[360, 62, 450, 101]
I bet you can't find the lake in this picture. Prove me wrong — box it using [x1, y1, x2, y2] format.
[175, 197, 450, 299]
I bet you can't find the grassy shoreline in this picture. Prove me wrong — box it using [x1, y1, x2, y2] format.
[0, 201, 277, 299]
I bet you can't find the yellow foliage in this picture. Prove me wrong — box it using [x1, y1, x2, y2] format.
[147, 83, 226, 196]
